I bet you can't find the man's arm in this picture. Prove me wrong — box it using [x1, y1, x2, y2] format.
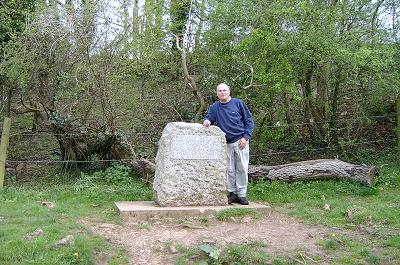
[237, 100, 254, 149]
[203, 104, 215, 127]
[240, 101, 254, 140]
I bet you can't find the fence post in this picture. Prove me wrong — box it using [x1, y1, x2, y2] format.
[0, 117, 11, 188]
[397, 98, 400, 156]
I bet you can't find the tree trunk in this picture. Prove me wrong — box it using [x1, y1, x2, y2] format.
[170, 0, 190, 60]
[316, 63, 329, 121]
[248, 159, 377, 186]
[175, 35, 205, 123]
[302, 69, 321, 142]
[329, 68, 341, 146]
[283, 87, 294, 133]
[132, 0, 140, 34]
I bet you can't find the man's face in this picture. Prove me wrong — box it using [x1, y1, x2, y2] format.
[217, 85, 230, 102]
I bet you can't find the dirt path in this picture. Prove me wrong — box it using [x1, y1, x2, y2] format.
[82, 210, 334, 264]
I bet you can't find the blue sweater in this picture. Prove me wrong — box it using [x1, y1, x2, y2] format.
[204, 98, 254, 143]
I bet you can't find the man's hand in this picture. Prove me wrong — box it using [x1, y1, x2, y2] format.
[203, 120, 211, 127]
[239, 137, 248, 150]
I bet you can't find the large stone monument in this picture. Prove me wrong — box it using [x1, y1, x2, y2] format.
[153, 122, 227, 206]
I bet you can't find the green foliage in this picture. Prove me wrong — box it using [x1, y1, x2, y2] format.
[359, 249, 380, 264]
[73, 163, 151, 196]
[102, 163, 134, 184]
[0, 0, 37, 48]
[73, 172, 98, 192]
[48, 112, 72, 127]
[250, 172, 400, 228]
[137, 222, 151, 230]
[317, 234, 384, 264]
[174, 245, 204, 265]
[170, 0, 190, 35]
[199, 244, 220, 261]
[1, 0, 397, 167]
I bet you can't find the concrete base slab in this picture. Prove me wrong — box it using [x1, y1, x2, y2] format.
[114, 201, 271, 221]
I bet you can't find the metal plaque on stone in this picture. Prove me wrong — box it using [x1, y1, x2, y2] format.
[170, 135, 221, 160]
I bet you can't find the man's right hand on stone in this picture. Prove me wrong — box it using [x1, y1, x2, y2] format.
[203, 120, 211, 128]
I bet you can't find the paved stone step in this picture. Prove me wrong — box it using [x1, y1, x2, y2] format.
[115, 201, 271, 221]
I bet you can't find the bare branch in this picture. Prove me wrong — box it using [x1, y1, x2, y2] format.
[243, 63, 254, 90]
[160, 100, 184, 121]
[20, 96, 41, 113]
[174, 34, 183, 52]
[12, 105, 35, 114]
[233, 62, 255, 90]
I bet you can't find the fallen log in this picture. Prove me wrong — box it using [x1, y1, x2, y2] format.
[129, 158, 378, 186]
[130, 158, 156, 183]
[249, 159, 378, 186]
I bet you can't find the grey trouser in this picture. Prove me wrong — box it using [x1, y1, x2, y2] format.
[226, 140, 249, 197]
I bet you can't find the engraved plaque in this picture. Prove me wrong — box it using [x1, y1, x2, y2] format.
[170, 135, 221, 160]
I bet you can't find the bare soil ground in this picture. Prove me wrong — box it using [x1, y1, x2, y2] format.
[81, 210, 336, 265]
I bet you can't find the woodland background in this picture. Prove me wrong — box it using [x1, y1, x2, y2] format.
[0, 0, 399, 176]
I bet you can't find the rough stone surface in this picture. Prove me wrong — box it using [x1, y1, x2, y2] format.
[153, 122, 227, 206]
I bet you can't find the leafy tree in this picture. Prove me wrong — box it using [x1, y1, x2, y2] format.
[1, 0, 397, 170]
[0, 0, 37, 116]
[1, 1, 136, 168]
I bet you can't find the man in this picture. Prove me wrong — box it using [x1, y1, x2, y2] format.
[203, 83, 254, 205]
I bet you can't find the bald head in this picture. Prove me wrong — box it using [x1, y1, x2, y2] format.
[216, 83, 231, 103]
[216, 83, 230, 91]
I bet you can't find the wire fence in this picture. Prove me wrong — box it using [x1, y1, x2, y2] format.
[4, 158, 134, 164]
[3, 113, 397, 138]
[260, 114, 396, 128]
[4, 137, 396, 164]
[251, 138, 395, 158]
[1, 114, 397, 165]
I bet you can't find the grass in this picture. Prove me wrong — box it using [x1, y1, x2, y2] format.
[244, 149, 400, 264]
[175, 243, 272, 265]
[1, 149, 400, 264]
[0, 174, 152, 265]
[176, 242, 319, 265]
[214, 208, 260, 221]
[249, 151, 400, 228]
[316, 234, 383, 265]
[218, 244, 271, 264]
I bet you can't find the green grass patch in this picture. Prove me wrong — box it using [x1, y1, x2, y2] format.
[214, 208, 260, 221]
[316, 234, 384, 264]
[174, 244, 205, 265]
[2, 149, 400, 264]
[249, 155, 400, 228]
[175, 242, 323, 265]
[247, 150, 400, 264]
[219, 244, 271, 264]
[384, 236, 400, 248]
[108, 249, 129, 265]
[0, 174, 151, 265]
[176, 242, 273, 265]
[319, 238, 340, 251]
